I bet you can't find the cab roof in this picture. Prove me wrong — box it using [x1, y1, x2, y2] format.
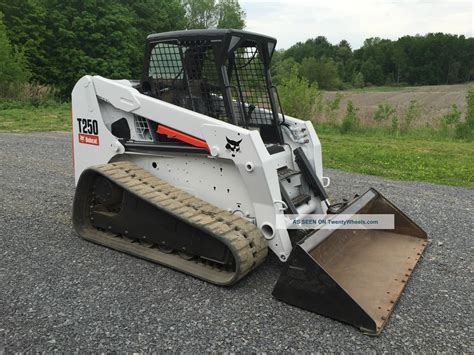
[147, 29, 277, 46]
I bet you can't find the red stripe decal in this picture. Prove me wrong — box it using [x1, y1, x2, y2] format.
[78, 133, 100, 146]
[71, 111, 75, 168]
[157, 125, 209, 149]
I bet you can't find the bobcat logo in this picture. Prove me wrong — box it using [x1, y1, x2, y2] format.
[225, 137, 242, 157]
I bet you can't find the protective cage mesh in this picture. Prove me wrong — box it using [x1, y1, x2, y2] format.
[148, 40, 229, 122]
[228, 45, 276, 128]
[147, 39, 279, 139]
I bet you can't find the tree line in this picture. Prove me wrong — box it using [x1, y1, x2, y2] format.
[273, 34, 474, 90]
[0, 0, 245, 96]
[1, 0, 473, 98]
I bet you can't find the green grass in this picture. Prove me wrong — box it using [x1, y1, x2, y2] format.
[0, 102, 70, 132]
[318, 129, 474, 188]
[0, 101, 472, 187]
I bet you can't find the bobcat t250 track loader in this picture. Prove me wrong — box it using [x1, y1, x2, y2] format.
[72, 29, 427, 335]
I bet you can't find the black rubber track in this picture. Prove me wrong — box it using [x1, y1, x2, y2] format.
[72, 161, 267, 286]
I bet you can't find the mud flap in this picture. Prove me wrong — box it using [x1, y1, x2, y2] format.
[272, 188, 428, 335]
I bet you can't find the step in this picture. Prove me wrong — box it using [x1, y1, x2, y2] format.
[291, 193, 311, 207]
[277, 167, 300, 181]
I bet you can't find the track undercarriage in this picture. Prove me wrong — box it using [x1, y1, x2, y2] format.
[72, 161, 267, 285]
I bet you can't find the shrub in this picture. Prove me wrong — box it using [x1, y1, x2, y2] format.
[455, 86, 474, 140]
[373, 102, 397, 122]
[441, 104, 462, 126]
[21, 83, 59, 106]
[340, 100, 359, 133]
[324, 93, 343, 124]
[0, 83, 59, 108]
[439, 104, 461, 137]
[277, 64, 321, 119]
[454, 122, 471, 140]
[272, 58, 300, 85]
[401, 99, 420, 133]
[466, 86, 474, 129]
[391, 115, 399, 135]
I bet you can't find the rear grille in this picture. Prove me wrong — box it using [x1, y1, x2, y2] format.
[134, 116, 153, 141]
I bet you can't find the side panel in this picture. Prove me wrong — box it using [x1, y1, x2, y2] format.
[92, 75, 246, 140]
[71, 76, 125, 185]
[279, 114, 327, 213]
[280, 114, 324, 182]
[201, 126, 293, 260]
[112, 153, 255, 218]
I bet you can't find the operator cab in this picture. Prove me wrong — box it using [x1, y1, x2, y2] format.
[140, 29, 284, 145]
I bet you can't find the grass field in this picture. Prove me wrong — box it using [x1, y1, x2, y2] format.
[317, 128, 473, 188]
[0, 103, 70, 132]
[1, 101, 472, 188]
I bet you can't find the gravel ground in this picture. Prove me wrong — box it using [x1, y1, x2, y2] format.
[1, 132, 472, 352]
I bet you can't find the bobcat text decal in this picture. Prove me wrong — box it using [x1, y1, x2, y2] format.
[225, 137, 242, 157]
[77, 118, 99, 146]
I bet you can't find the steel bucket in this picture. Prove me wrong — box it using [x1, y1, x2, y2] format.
[273, 188, 428, 335]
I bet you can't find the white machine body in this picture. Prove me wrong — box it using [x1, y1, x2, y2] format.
[72, 75, 328, 262]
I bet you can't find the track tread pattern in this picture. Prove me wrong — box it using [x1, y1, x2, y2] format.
[75, 161, 268, 285]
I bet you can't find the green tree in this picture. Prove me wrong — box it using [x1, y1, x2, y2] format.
[124, 0, 185, 40]
[352, 72, 364, 88]
[360, 58, 384, 86]
[1, 0, 186, 93]
[299, 56, 341, 90]
[0, 0, 48, 83]
[217, 0, 245, 29]
[283, 36, 335, 63]
[391, 43, 408, 84]
[39, 0, 138, 95]
[122, 0, 186, 76]
[183, 0, 245, 29]
[336, 40, 352, 82]
[270, 48, 284, 72]
[299, 57, 318, 83]
[0, 12, 30, 95]
[272, 58, 300, 85]
[182, 0, 217, 28]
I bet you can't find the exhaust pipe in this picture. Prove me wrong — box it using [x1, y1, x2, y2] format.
[273, 188, 428, 335]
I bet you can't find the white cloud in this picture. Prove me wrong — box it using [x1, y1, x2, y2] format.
[240, 0, 473, 49]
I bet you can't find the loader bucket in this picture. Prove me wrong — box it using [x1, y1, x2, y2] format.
[272, 188, 427, 335]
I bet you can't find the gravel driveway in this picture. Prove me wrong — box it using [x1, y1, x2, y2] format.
[1, 132, 472, 352]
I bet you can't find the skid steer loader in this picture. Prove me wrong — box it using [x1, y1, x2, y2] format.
[72, 29, 427, 335]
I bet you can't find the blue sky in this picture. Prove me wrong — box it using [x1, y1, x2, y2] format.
[240, 0, 473, 49]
